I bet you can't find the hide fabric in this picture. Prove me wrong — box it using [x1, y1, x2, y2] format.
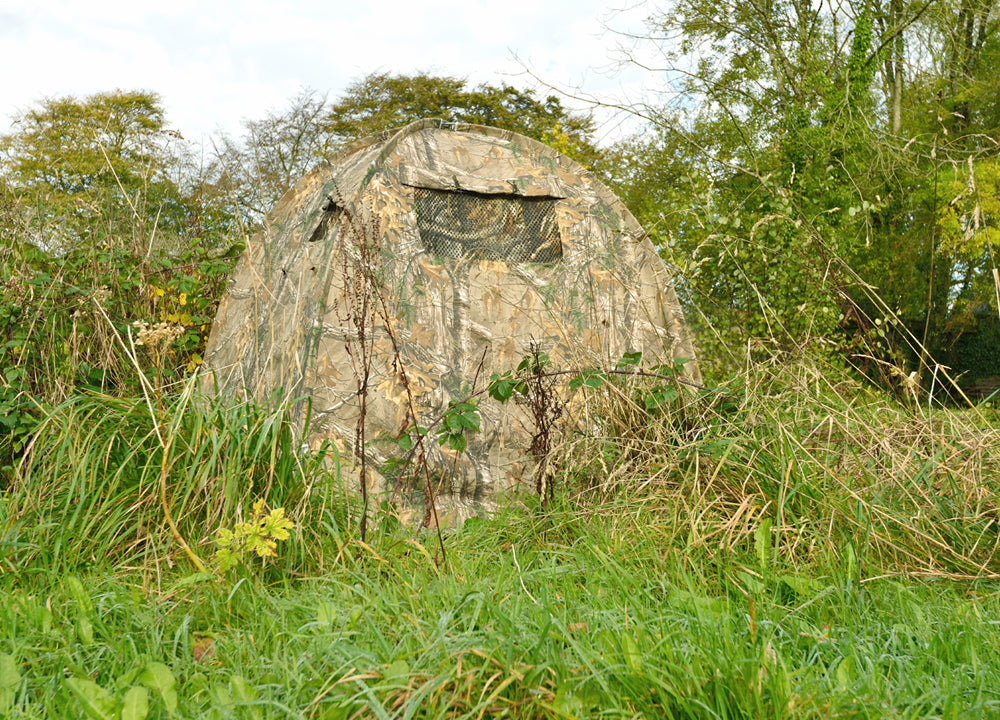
[204, 119, 700, 524]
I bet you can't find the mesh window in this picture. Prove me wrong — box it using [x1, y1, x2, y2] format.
[413, 187, 562, 264]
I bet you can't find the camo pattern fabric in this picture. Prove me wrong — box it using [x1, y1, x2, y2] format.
[204, 119, 701, 524]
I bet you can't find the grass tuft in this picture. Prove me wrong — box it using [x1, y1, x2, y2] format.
[3, 377, 353, 580]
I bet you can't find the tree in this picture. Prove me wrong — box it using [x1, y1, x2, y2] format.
[214, 73, 601, 216]
[599, 1, 876, 368]
[601, 0, 1000, 384]
[325, 72, 598, 162]
[210, 89, 336, 221]
[0, 90, 196, 253]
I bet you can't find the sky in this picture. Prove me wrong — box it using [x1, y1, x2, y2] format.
[0, 0, 665, 147]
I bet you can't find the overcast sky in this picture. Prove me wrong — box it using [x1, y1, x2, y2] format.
[1, 0, 665, 147]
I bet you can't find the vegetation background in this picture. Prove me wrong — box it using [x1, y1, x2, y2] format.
[2, 0, 1000, 716]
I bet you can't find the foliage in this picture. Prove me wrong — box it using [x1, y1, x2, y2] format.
[0, 92, 242, 479]
[3, 458, 1000, 716]
[939, 307, 1000, 387]
[604, 0, 1000, 385]
[938, 155, 1000, 266]
[208, 88, 336, 221]
[215, 499, 295, 573]
[0, 90, 185, 251]
[326, 72, 598, 161]
[434, 398, 481, 454]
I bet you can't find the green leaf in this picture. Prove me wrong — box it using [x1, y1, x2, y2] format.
[64, 677, 115, 720]
[65, 575, 95, 616]
[383, 660, 410, 681]
[0, 654, 20, 688]
[121, 686, 149, 720]
[0, 653, 18, 714]
[164, 572, 215, 593]
[622, 633, 642, 672]
[317, 602, 337, 625]
[446, 433, 467, 453]
[488, 378, 514, 402]
[457, 412, 480, 431]
[215, 527, 234, 548]
[264, 508, 293, 540]
[755, 518, 773, 569]
[667, 589, 731, 624]
[161, 688, 178, 715]
[215, 547, 238, 572]
[643, 386, 679, 411]
[77, 615, 95, 645]
[778, 574, 821, 598]
[349, 605, 363, 626]
[139, 662, 177, 713]
[139, 663, 175, 692]
[209, 683, 233, 707]
[737, 570, 766, 595]
[571, 369, 606, 390]
[618, 351, 643, 367]
[835, 655, 855, 689]
[553, 685, 585, 716]
[229, 675, 256, 702]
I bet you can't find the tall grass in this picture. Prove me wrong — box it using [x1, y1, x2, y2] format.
[2, 377, 352, 579]
[4, 345, 998, 583]
[2, 348, 999, 717]
[558, 347, 1000, 580]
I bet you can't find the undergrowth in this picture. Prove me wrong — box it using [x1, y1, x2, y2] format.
[559, 348, 1000, 581]
[1, 347, 999, 717]
[5, 347, 998, 583]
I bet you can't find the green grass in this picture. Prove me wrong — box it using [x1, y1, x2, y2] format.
[2, 508, 998, 718]
[2, 352, 1000, 718]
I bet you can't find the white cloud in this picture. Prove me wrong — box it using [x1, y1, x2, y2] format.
[0, 0, 660, 145]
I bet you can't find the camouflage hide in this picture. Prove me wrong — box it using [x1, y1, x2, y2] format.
[204, 119, 700, 524]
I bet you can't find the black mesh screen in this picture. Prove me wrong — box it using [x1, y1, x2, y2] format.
[413, 187, 562, 264]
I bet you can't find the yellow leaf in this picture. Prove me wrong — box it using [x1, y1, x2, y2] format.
[179, 293, 187, 306]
